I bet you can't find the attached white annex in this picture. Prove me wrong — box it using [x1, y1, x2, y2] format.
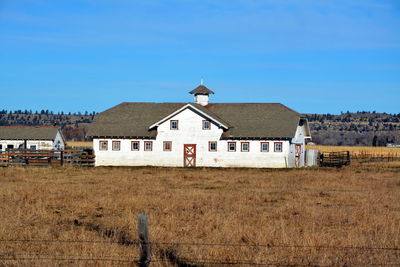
[87, 85, 311, 168]
[0, 126, 65, 151]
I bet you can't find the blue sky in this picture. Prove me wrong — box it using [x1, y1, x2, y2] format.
[0, 0, 399, 114]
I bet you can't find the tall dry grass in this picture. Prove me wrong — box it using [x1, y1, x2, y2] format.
[66, 141, 93, 148]
[0, 164, 399, 266]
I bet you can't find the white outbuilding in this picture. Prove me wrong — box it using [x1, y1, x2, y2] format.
[0, 126, 65, 151]
[87, 85, 311, 168]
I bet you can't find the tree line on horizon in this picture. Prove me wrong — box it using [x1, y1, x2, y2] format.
[0, 109, 97, 116]
[0, 110, 399, 145]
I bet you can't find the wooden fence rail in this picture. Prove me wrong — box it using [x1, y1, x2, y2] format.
[319, 151, 351, 167]
[351, 152, 400, 163]
[0, 149, 95, 167]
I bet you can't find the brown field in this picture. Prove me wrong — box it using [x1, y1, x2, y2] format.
[0, 164, 399, 266]
[307, 145, 400, 157]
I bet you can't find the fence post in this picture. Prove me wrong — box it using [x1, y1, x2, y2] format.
[138, 213, 151, 267]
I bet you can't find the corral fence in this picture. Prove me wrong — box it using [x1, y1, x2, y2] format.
[351, 152, 400, 163]
[319, 151, 351, 167]
[1, 213, 399, 266]
[0, 149, 95, 167]
[316, 150, 400, 167]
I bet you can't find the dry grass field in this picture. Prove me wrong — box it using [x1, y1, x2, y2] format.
[307, 145, 400, 157]
[0, 164, 399, 266]
[66, 141, 93, 148]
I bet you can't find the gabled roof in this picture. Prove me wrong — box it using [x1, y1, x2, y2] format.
[205, 103, 300, 138]
[0, 126, 61, 140]
[87, 102, 302, 139]
[149, 104, 230, 130]
[87, 103, 186, 137]
[189, 85, 215, 95]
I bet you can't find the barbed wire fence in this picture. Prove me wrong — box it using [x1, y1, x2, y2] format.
[1, 213, 399, 266]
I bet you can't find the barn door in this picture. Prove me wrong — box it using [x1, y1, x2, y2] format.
[184, 144, 196, 167]
[295, 144, 302, 167]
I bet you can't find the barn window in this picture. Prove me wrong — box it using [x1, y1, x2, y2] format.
[99, 141, 108, 151]
[241, 142, 249, 152]
[7, 144, 14, 150]
[209, 141, 217, 152]
[163, 141, 172, 151]
[144, 141, 153, 151]
[112, 141, 121, 151]
[261, 142, 269, 152]
[228, 142, 236, 152]
[30, 145, 37, 151]
[131, 141, 140, 151]
[203, 120, 211, 130]
[0, 144, 2, 151]
[274, 142, 283, 152]
[170, 120, 179, 130]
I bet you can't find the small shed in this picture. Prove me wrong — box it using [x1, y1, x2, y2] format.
[0, 126, 65, 151]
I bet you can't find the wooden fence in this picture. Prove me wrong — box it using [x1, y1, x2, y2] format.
[351, 152, 400, 163]
[0, 149, 95, 167]
[319, 151, 351, 167]
[319, 151, 400, 167]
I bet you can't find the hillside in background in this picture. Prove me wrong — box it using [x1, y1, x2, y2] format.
[305, 112, 400, 146]
[1, 110, 399, 145]
[0, 110, 94, 141]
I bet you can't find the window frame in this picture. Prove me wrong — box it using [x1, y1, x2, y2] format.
[241, 142, 250, 152]
[170, 120, 179, 130]
[163, 141, 172, 151]
[260, 142, 269, 152]
[99, 140, 108, 151]
[208, 141, 217, 152]
[112, 140, 121, 151]
[30, 145, 37, 151]
[274, 142, 283, 152]
[144, 141, 153, 151]
[131, 141, 140, 151]
[228, 142, 236, 152]
[202, 120, 211, 130]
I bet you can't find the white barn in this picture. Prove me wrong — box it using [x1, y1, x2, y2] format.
[0, 126, 65, 151]
[87, 85, 311, 168]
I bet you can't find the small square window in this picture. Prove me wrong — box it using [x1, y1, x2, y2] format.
[7, 144, 14, 150]
[203, 120, 211, 130]
[170, 120, 179, 130]
[0, 144, 2, 151]
[228, 142, 236, 152]
[241, 142, 249, 152]
[144, 141, 153, 151]
[112, 141, 121, 151]
[131, 141, 140, 151]
[30, 145, 37, 151]
[274, 142, 283, 152]
[99, 141, 108, 151]
[261, 142, 269, 152]
[163, 141, 172, 151]
[209, 141, 217, 152]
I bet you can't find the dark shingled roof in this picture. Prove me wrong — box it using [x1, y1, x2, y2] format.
[87, 102, 301, 139]
[0, 126, 60, 140]
[87, 103, 187, 137]
[189, 85, 215, 95]
[205, 103, 300, 138]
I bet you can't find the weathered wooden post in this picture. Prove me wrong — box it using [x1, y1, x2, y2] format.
[138, 213, 151, 267]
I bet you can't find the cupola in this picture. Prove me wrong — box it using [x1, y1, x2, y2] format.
[189, 83, 214, 106]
